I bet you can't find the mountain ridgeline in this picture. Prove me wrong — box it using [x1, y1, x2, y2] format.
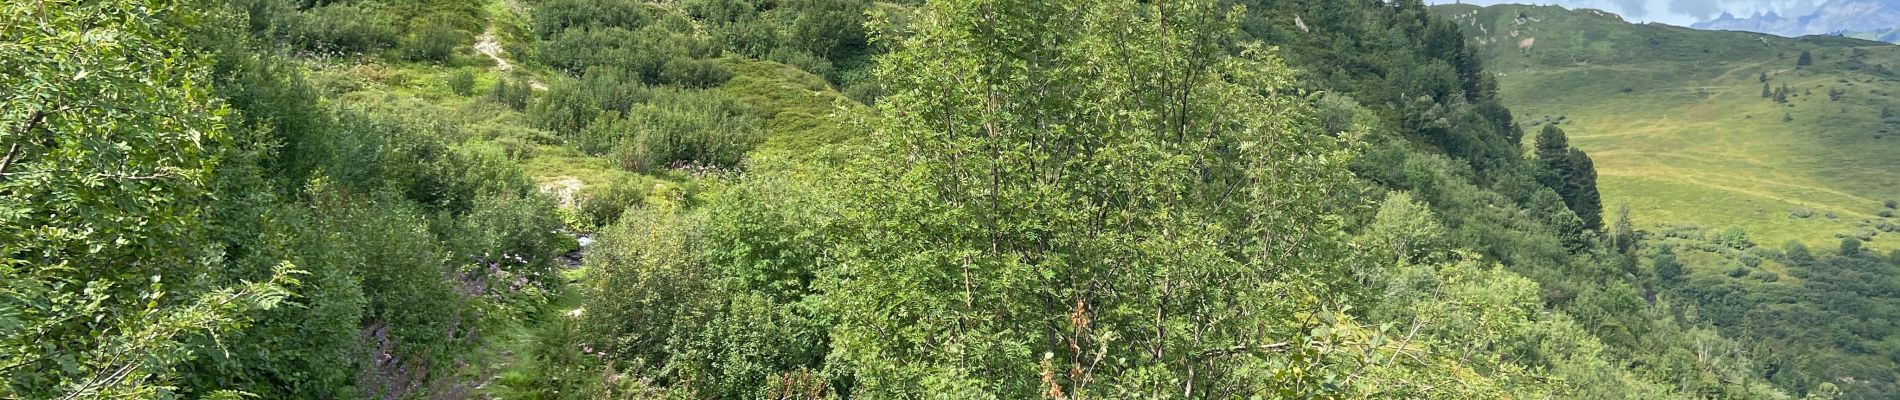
[1694, 0, 1900, 43]
[0, 0, 1887, 398]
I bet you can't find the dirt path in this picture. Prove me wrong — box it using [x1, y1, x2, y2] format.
[474, 31, 511, 72]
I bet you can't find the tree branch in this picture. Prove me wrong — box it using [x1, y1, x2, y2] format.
[0, 110, 48, 182]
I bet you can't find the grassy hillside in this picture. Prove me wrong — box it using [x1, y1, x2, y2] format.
[1439, 3, 1900, 251]
[21, 0, 1880, 397]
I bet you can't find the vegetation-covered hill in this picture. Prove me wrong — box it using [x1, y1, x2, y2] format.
[1441, 3, 1900, 252]
[1443, 3, 1900, 398]
[6, 0, 1898, 398]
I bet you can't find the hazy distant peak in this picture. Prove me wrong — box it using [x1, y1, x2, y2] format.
[1692, 0, 1900, 42]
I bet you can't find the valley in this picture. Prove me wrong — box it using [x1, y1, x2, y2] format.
[1445, 3, 1900, 251]
[13, 0, 1900, 398]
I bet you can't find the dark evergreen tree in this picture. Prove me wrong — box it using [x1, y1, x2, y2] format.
[1534, 125, 1604, 231]
[1611, 203, 1636, 253]
[1566, 147, 1604, 230]
[1797, 49, 1813, 67]
[1534, 124, 1571, 194]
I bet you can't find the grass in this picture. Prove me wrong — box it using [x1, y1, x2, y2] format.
[1441, 4, 1900, 251]
[718, 58, 874, 157]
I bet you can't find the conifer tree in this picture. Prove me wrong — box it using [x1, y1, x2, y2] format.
[1611, 203, 1636, 253]
[1533, 125, 1604, 233]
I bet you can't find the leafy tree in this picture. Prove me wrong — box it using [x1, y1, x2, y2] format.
[1798, 49, 1813, 67]
[824, 0, 1390, 396]
[0, 1, 296, 396]
[1361, 191, 1449, 266]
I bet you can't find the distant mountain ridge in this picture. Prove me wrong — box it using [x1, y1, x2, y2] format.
[1693, 0, 1900, 41]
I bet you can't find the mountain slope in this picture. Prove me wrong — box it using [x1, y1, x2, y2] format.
[1441, 3, 1900, 252]
[1443, 4, 1900, 397]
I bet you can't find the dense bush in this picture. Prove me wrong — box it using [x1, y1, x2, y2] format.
[615, 90, 763, 172]
[284, 3, 397, 54]
[491, 74, 536, 111]
[532, 0, 652, 36]
[580, 207, 713, 367]
[530, 70, 652, 137]
[399, 15, 464, 62]
[577, 179, 650, 228]
[536, 71, 762, 172]
[447, 69, 476, 96]
[660, 57, 735, 88]
[772, 0, 869, 60]
[765, 48, 836, 82]
[537, 25, 714, 84]
[1715, 227, 1755, 249]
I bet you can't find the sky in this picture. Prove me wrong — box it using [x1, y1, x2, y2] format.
[1424, 0, 1824, 26]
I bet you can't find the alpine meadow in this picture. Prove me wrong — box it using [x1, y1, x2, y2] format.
[4, 0, 1900, 399]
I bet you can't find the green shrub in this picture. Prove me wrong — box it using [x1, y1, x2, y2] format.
[660, 57, 735, 88]
[581, 207, 715, 365]
[843, 80, 881, 105]
[578, 111, 635, 155]
[1715, 228, 1754, 250]
[400, 16, 463, 62]
[530, 70, 654, 137]
[713, 18, 780, 58]
[610, 136, 655, 173]
[492, 75, 535, 110]
[579, 179, 651, 227]
[448, 192, 567, 272]
[766, 47, 835, 81]
[538, 27, 709, 82]
[447, 69, 476, 96]
[621, 89, 764, 171]
[771, 0, 869, 60]
[532, 0, 654, 36]
[1789, 206, 1814, 219]
[285, 4, 397, 54]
